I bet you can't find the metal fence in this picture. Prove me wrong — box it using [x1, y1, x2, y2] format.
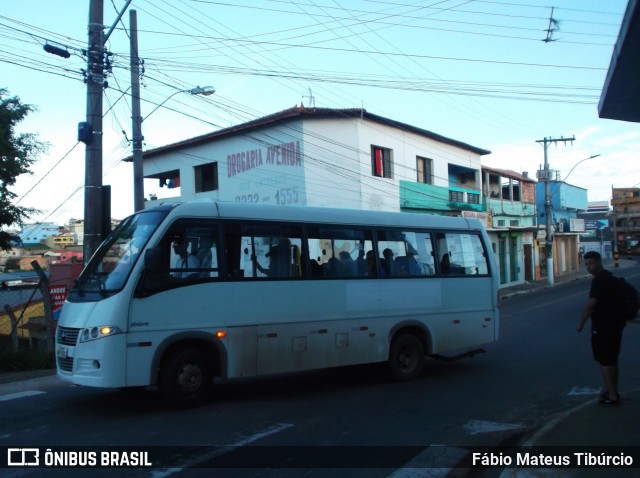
[0, 262, 54, 352]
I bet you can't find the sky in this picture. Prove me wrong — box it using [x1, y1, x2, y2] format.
[1, 0, 638, 227]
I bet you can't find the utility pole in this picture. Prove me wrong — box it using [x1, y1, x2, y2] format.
[625, 195, 632, 260]
[83, 0, 105, 264]
[81, 0, 133, 263]
[536, 135, 575, 285]
[130, 9, 144, 212]
[612, 191, 619, 268]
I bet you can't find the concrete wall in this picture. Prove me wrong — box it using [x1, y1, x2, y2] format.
[144, 115, 486, 213]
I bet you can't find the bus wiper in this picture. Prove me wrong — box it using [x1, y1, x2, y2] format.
[72, 274, 107, 297]
[98, 278, 108, 297]
[72, 279, 85, 297]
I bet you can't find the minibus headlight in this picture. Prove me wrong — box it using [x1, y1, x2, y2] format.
[80, 326, 122, 342]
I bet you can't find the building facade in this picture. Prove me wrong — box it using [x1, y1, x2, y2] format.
[482, 167, 538, 287]
[577, 201, 612, 259]
[140, 107, 490, 214]
[18, 223, 62, 246]
[45, 234, 76, 249]
[611, 187, 640, 255]
[536, 180, 588, 277]
[138, 107, 581, 286]
[67, 219, 85, 246]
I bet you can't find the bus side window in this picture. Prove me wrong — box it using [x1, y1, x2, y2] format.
[470, 235, 489, 275]
[436, 232, 489, 276]
[170, 236, 200, 279]
[196, 235, 218, 278]
[225, 232, 244, 279]
[166, 224, 217, 280]
[222, 223, 245, 280]
[233, 223, 303, 280]
[291, 244, 302, 277]
[306, 227, 372, 279]
[376, 230, 405, 277]
[397, 231, 435, 277]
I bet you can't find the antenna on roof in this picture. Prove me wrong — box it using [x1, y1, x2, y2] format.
[542, 6, 561, 43]
[303, 87, 315, 108]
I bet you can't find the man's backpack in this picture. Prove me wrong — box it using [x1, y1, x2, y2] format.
[613, 276, 640, 321]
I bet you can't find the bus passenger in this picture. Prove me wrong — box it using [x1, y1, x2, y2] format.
[355, 248, 367, 276]
[338, 251, 355, 276]
[366, 250, 383, 277]
[252, 239, 291, 277]
[197, 238, 213, 277]
[172, 238, 200, 278]
[382, 248, 397, 276]
[441, 253, 451, 275]
[309, 257, 324, 277]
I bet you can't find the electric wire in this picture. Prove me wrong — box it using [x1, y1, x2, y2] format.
[0, 1, 626, 222]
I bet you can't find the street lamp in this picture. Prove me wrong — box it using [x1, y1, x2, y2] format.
[188, 85, 216, 96]
[542, 153, 599, 284]
[142, 86, 216, 122]
[561, 154, 601, 183]
[132, 85, 215, 212]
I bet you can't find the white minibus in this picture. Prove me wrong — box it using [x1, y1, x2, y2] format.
[56, 201, 499, 408]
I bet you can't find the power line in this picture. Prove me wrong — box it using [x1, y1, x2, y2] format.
[1, 1, 624, 223]
[131, 29, 611, 69]
[14, 142, 82, 205]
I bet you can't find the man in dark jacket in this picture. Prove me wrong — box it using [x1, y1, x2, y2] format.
[577, 251, 625, 405]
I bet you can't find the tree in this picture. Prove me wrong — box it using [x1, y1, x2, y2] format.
[0, 89, 46, 250]
[4, 257, 20, 271]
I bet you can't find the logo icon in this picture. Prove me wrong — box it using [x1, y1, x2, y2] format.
[7, 448, 39, 466]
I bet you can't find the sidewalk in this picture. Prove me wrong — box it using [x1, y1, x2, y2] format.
[0, 367, 56, 385]
[494, 256, 640, 478]
[499, 257, 638, 300]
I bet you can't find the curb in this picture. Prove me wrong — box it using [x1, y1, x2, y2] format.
[500, 274, 591, 300]
[0, 368, 56, 386]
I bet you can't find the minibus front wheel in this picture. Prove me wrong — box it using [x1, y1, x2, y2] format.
[159, 347, 214, 409]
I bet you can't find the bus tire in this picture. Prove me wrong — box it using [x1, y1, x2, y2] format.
[159, 348, 213, 409]
[388, 334, 424, 381]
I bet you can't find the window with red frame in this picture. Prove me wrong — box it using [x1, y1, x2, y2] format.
[371, 146, 392, 178]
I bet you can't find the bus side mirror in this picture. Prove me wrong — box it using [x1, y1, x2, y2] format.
[144, 247, 163, 276]
[140, 247, 167, 293]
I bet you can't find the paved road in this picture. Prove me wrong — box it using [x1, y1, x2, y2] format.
[1, 264, 639, 478]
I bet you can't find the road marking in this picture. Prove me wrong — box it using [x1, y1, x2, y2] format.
[507, 290, 585, 314]
[463, 419, 526, 435]
[387, 445, 468, 478]
[522, 402, 594, 448]
[149, 422, 293, 478]
[0, 390, 46, 402]
[229, 422, 292, 447]
[567, 386, 600, 396]
[521, 385, 640, 450]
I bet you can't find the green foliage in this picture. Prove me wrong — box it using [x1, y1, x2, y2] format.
[0, 88, 46, 250]
[4, 257, 19, 270]
[23, 244, 50, 252]
[0, 347, 55, 372]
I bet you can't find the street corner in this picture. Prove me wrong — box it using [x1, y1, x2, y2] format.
[0, 368, 57, 392]
[520, 388, 640, 449]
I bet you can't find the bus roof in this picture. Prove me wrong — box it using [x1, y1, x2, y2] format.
[147, 200, 483, 231]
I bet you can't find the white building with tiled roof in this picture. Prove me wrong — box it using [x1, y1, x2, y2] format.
[132, 106, 490, 215]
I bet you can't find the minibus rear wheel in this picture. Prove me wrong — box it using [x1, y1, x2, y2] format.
[388, 333, 424, 381]
[159, 347, 213, 409]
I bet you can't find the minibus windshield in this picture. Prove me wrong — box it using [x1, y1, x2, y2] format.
[72, 210, 165, 297]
